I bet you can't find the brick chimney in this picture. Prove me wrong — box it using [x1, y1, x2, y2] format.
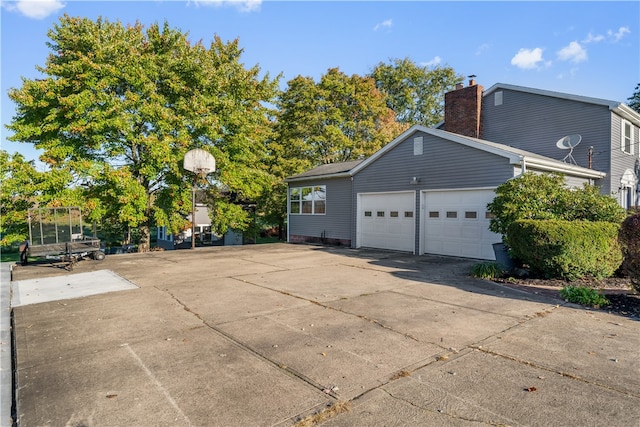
[444, 76, 483, 139]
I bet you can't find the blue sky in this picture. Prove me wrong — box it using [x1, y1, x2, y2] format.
[1, 0, 639, 165]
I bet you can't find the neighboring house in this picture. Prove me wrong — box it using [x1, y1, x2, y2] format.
[286, 79, 640, 260]
[156, 203, 243, 250]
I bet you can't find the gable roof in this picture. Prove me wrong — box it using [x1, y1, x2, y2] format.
[484, 83, 640, 126]
[287, 125, 606, 183]
[286, 159, 364, 182]
[351, 126, 605, 179]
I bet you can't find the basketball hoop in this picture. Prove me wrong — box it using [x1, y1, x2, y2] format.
[183, 149, 216, 250]
[184, 148, 216, 177]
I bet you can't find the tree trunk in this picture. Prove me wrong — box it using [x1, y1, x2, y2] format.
[138, 224, 150, 252]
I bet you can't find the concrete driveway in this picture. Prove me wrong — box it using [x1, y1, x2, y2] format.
[9, 243, 640, 426]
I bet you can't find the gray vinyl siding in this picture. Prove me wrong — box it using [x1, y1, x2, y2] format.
[610, 112, 640, 199]
[288, 177, 352, 241]
[353, 131, 514, 193]
[482, 88, 613, 190]
[351, 130, 516, 250]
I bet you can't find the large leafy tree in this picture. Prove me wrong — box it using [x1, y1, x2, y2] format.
[274, 67, 405, 166]
[7, 15, 279, 250]
[628, 83, 640, 113]
[370, 58, 462, 127]
[260, 68, 406, 235]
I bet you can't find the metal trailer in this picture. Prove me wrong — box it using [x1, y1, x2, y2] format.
[20, 207, 105, 270]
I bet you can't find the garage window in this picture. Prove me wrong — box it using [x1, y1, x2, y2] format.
[289, 185, 326, 215]
[377, 211, 385, 217]
[429, 211, 439, 218]
[446, 211, 457, 219]
[390, 211, 399, 217]
[405, 211, 414, 218]
[465, 211, 477, 219]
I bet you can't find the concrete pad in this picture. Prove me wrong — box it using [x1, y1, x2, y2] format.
[240, 263, 407, 303]
[327, 291, 523, 349]
[16, 328, 329, 426]
[9, 245, 640, 426]
[13, 287, 204, 367]
[396, 281, 559, 318]
[321, 388, 485, 426]
[481, 306, 640, 396]
[11, 269, 138, 307]
[154, 277, 310, 325]
[218, 303, 442, 399]
[374, 349, 640, 427]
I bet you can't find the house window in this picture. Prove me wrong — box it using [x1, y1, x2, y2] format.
[414, 136, 423, 155]
[289, 185, 326, 215]
[622, 120, 633, 155]
[494, 91, 503, 106]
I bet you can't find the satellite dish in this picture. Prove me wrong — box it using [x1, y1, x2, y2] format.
[556, 134, 582, 165]
[556, 134, 582, 149]
[184, 148, 216, 176]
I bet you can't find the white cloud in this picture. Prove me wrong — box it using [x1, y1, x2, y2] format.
[475, 43, 490, 56]
[609, 26, 630, 42]
[557, 41, 587, 63]
[190, 0, 262, 13]
[583, 32, 605, 44]
[510, 48, 546, 70]
[6, 0, 65, 19]
[420, 56, 441, 67]
[373, 19, 393, 31]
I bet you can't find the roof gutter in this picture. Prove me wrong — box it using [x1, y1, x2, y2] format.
[513, 156, 606, 179]
[612, 104, 640, 127]
[284, 171, 353, 183]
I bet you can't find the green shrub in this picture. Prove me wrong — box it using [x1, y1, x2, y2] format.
[470, 262, 504, 279]
[559, 286, 610, 308]
[508, 220, 622, 280]
[487, 173, 626, 246]
[619, 213, 640, 293]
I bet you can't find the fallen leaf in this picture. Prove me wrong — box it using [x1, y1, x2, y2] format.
[524, 387, 537, 392]
[436, 355, 449, 361]
[106, 394, 117, 399]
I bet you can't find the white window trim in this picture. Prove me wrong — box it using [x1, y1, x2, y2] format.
[289, 185, 326, 215]
[621, 119, 634, 155]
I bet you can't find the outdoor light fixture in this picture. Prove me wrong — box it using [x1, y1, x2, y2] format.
[410, 177, 420, 185]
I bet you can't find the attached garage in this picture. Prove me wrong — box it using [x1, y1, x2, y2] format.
[357, 192, 415, 252]
[421, 189, 501, 260]
[287, 126, 606, 260]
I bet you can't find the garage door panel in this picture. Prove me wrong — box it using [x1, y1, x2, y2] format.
[423, 190, 501, 260]
[359, 193, 415, 252]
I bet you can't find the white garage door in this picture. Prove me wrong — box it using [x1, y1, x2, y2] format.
[422, 189, 501, 260]
[358, 192, 415, 252]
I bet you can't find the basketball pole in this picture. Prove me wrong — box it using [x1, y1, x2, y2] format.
[191, 178, 196, 250]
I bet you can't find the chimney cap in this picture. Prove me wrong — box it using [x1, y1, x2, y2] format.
[468, 74, 477, 86]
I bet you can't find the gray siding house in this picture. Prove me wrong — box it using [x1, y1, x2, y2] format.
[286, 80, 639, 260]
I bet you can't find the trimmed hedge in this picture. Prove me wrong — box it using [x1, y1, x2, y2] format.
[508, 219, 622, 280]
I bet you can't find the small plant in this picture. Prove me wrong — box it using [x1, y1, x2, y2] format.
[470, 262, 504, 279]
[559, 286, 610, 308]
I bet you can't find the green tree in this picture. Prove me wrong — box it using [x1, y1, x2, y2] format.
[370, 58, 462, 126]
[274, 67, 405, 166]
[6, 16, 279, 251]
[0, 151, 44, 246]
[627, 83, 640, 114]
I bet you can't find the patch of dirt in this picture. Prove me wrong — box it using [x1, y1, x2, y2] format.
[494, 276, 640, 319]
